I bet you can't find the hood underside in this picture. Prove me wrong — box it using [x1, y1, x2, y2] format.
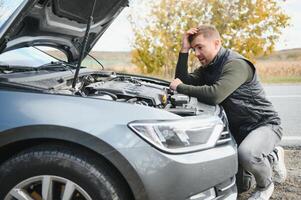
[0, 0, 128, 62]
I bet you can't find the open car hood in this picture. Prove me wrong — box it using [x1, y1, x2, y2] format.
[0, 0, 128, 62]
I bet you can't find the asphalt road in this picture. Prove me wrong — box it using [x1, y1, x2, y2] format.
[263, 84, 301, 146]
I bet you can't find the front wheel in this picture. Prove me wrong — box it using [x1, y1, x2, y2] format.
[0, 145, 132, 200]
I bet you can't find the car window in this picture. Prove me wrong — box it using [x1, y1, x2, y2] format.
[0, 0, 25, 28]
[0, 47, 58, 67]
[81, 54, 103, 69]
[36, 46, 68, 62]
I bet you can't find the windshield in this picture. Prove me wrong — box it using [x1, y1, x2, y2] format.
[0, 47, 58, 67]
[0, 0, 26, 28]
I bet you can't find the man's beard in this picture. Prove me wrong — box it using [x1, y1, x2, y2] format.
[198, 58, 209, 66]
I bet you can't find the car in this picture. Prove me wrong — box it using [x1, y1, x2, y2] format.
[0, 0, 238, 199]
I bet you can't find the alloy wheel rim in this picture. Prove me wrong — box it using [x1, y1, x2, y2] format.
[5, 175, 92, 200]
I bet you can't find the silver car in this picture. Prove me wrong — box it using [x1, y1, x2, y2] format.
[0, 0, 238, 199]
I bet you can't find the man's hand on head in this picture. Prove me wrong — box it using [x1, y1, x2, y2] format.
[170, 78, 183, 91]
[181, 28, 198, 53]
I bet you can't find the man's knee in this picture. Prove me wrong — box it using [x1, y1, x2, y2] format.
[238, 144, 263, 171]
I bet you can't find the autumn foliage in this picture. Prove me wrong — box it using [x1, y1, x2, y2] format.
[130, 0, 290, 78]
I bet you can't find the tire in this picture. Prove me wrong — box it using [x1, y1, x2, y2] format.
[0, 144, 132, 200]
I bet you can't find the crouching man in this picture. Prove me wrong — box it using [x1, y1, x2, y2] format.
[170, 25, 287, 200]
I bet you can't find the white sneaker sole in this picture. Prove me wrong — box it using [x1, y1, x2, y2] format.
[248, 182, 275, 200]
[273, 146, 287, 183]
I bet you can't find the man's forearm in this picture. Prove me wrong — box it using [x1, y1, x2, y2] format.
[177, 83, 222, 105]
[175, 53, 189, 79]
[176, 60, 252, 105]
[175, 53, 202, 85]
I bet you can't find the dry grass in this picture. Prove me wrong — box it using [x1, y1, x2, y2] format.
[105, 65, 141, 74]
[105, 65, 170, 80]
[46, 50, 301, 83]
[105, 60, 301, 83]
[255, 60, 301, 83]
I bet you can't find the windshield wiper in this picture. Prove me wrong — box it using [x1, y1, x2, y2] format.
[0, 61, 80, 73]
[0, 65, 37, 73]
[37, 61, 80, 72]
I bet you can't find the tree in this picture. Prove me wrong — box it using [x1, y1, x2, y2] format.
[129, 0, 290, 78]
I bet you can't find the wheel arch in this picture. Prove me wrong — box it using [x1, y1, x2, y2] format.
[0, 125, 148, 200]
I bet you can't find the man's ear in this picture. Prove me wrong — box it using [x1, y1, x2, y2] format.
[214, 39, 221, 49]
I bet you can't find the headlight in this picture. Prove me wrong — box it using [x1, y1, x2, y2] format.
[128, 116, 224, 153]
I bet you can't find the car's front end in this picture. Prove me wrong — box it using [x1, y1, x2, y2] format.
[124, 107, 238, 200]
[0, 0, 238, 199]
[0, 81, 238, 200]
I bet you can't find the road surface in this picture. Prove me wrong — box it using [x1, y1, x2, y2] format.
[264, 84, 301, 146]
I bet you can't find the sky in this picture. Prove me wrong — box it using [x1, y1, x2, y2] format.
[93, 0, 301, 52]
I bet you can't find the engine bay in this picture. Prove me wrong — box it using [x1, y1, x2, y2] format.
[74, 72, 214, 116]
[0, 69, 215, 117]
[84, 76, 169, 108]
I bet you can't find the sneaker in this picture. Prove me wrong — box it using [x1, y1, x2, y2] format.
[273, 146, 287, 183]
[248, 182, 274, 200]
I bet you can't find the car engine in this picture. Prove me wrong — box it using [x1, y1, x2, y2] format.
[85, 76, 169, 108]
[0, 70, 215, 117]
[78, 73, 214, 116]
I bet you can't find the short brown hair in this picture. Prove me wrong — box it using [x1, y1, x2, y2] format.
[188, 25, 221, 43]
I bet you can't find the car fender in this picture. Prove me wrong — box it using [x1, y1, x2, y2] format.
[0, 124, 148, 200]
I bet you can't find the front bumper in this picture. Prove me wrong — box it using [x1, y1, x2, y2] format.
[119, 141, 238, 200]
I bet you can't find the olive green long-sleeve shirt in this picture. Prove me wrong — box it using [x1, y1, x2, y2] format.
[176, 53, 253, 105]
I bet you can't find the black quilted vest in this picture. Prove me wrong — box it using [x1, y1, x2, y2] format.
[205, 47, 282, 144]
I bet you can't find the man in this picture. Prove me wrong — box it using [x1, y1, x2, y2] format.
[170, 25, 287, 200]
